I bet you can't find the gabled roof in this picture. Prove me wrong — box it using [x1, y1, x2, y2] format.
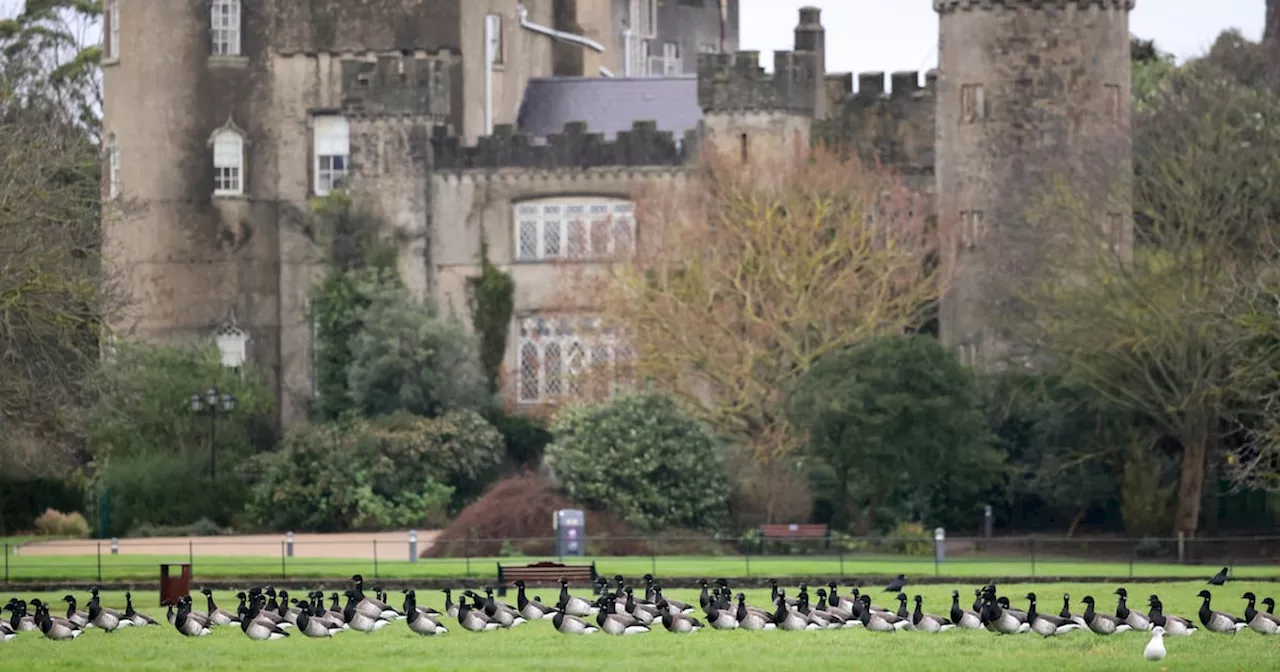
[516, 76, 700, 140]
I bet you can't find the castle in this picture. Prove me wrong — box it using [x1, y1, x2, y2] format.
[101, 0, 1133, 427]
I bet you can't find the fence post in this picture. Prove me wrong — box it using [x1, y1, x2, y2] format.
[96, 542, 102, 582]
[1029, 537, 1036, 577]
[934, 527, 945, 576]
[1177, 531, 1186, 564]
[188, 540, 193, 569]
[111, 537, 119, 556]
[286, 531, 294, 558]
[373, 539, 380, 580]
[983, 505, 993, 538]
[281, 540, 286, 580]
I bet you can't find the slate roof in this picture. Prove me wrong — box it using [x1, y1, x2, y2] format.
[516, 76, 701, 140]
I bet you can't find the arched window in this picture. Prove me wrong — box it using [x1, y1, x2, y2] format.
[212, 129, 244, 196]
[107, 134, 121, 199]
[211, 0, 241, 56]
[215, 322, 249, 368]
[513, 197, 636, 262]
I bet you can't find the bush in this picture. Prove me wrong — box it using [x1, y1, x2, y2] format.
[33, 509, 90, 538]
[244, 413, 504, 532]
[888, 521, 933, 556]
[544, 392, 730, 532]
[92, 453, 250, 537]
[127, 518, 230, 538]
[484, 407, 553, 467]
[0, 478, 84, 536]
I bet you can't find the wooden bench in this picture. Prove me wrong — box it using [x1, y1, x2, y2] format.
[758, 523, 831, 552]
[496, 560, 598, 597]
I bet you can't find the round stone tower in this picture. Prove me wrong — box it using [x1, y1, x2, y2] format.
[934, 0, 1134, 369]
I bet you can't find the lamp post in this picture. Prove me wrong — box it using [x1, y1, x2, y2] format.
[189, 387, 236, 480]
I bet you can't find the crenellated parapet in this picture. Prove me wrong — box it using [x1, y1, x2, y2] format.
[697, 49, 824, 114]
[339, 52, 456, 119]
[816, 70, 937, 175]
[430, 121, 696, 171]
[933, 0, 1134, 12]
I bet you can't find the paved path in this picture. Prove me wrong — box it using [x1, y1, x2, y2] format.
[16, 530, 441, 559]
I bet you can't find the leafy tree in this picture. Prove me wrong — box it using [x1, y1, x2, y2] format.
[545, 392, 730, 532]
[346, 270, 492, 419]
[1025, 62, 1280, 534]
[559, 146, 939, 470]
[0, 0, 103, 135]
[244, 413, 507, 531]
[787, 336, 1001, 534]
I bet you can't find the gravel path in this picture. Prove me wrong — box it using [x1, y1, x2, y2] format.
[15, 530, 441, 559]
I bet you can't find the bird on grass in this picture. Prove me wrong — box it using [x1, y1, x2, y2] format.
[884, 574, 907, 592]
[1146, 595, 1196, 636]
[1144, 625, 1167, 661]
[1208, 567, 1229, 586]
[1196, 590, 1247, 634]
[1241, 592, 1280, 635]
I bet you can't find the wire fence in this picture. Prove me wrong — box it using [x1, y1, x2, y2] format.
[6, 533, 1280, 584]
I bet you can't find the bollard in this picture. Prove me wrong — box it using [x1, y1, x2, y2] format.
[286, 531, 294, 558]
[111, 537, 119, 555]
[409, 529, 418, 563]
[934, 527, 945, 575]
[983, 505, 993, 538]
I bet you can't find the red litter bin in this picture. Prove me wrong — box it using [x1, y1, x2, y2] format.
[160, 563, 192, 607]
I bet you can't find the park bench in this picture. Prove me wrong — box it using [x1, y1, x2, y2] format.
[496, 560, 598, 597]
[757, 523, 831, 552]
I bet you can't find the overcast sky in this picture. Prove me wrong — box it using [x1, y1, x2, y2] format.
[741, 0, 1267, 75]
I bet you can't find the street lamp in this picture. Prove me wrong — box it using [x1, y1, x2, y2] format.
[189, 387, 236, 480]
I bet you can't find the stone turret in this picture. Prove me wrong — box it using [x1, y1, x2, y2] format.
[934, 0, 1135, 370]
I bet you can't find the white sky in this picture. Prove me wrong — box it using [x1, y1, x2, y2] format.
[741, 0, 1267, 74]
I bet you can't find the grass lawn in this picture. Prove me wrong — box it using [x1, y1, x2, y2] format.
[1, 581, 1277, 671]
[6, 552, 1280, 584]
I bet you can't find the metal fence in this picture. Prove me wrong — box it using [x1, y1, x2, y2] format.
[6, 533, 1280, 584]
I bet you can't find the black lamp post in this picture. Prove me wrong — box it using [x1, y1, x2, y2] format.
[190, 387, 236, 480]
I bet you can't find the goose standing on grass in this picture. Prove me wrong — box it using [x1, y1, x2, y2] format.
[661, 601, 705, 634]
[772, 593, 818, 631]
[200, 588, 239, 627]
[1114, 588, 1151, 631]
[239, 598, 290, 641]
[557, 578, 596, 618]
[248, 589, 291, 629]
[440, 589, 459, 619]
[595, 594, 650, 635]
[1146, 596, 1196, 636]
[479, 588, 526, 628]
[949, 590, 982, 629]
[173, 597, 211, 638]
[402, 590, 448, 636]
[623, 587, 659, 625]
[981, 590, 1029, 635]
[5, 600, 39, 633]
[124, 592, 159, 627]
[342, 590, 391, 633]
[1025, 593, 1080, 637]
[734, 593, 775, 631]
[295, 600, 343, 638]
[31, 600, 83, 641]
[456, 592, 500, 632]
[513, 580, 555, 621]
[61, 596, 91, 629]
[350, 574, 402, 621]
[1059, 593, 1088, 628]
[648, 580, 692, 615]
[1241, 592, 1280, 635]
[401, 589, 441, 620]
[1144, 626, 1167, 661]
[911, 596, 954, 633]
[814, 589, 856, 623]
[310, 592, 348, 631]
[704, 592, 739, 630]
[552, 598, 599, 635]
[1196, 590, 1247, 634]
[87, 587, 133, 633]
[276, 590, 302, 625]
[1080, 596, 1131, 635]
[893, 593, 913, 630]
[857, 595, 905, 632]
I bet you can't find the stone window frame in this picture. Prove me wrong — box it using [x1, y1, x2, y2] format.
[956, 343, 979, 367]
[512, 196, 636, 263]
[1104, 83, 1122, 119]
[630, 0, 658, 39]
[1102, 212, 1129, 253]
[312, 114, 350, 196]
[516, 314, 635, 405]
[214, 322, 249, 369]
[960, 84, 986, 123]
[106, 133, 121, 200]
[209, 118, 247, 197]
[103, 0, 120, 64]
[486, 13, 504, 67]
[211, 0, 241, 56]
[959, 209, 984, 249]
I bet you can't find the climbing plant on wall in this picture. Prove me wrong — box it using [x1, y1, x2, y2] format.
[467, 242, 516, 394]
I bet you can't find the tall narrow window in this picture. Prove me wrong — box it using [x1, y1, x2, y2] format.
[486, 14, 504, 66]
[107, 134, 121, 199]
[211, 0, 242, 56]
[313, 115, 349, 196]
[1104, 83, 1122, 119]
[212, 129, 244, 196]
[961, 84, 985, 123]
[631, 0, 657, 38]
[960, 210, 984, 249]
[740, 133, 749, 162]
[1106, 212, 1128, 252]
[104, 0, 120, 61]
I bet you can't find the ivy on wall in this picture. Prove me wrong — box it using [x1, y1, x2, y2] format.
[467, 241, 516, 394]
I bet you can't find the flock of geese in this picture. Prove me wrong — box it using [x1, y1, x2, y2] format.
[4, 572, 1279, 660]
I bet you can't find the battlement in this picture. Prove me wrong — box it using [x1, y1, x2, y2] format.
[430, 121, 696, 171]
[816, 71, 938, 177]
[826, 70, 939, 102]
[933, 0, 1134, 13]
[340, 53, 455, 119]
[697, 49, 823, 114]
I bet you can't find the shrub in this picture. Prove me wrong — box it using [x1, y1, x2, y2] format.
[889, 521, 933, 556]
[244, 413, 504, 532]
[483, 407, 553, 467]
[0, 478, 84, 536]
[544, 392, 730, 532]
[127, 518, 230, 538]
[92, 453, 249, 537]
[33, 509, 90, 538]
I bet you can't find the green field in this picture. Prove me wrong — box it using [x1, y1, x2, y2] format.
[2, 582, 1277, 671]
[5, 552, 1279, 584]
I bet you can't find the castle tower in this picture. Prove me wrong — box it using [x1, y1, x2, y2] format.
[934, 0, 1134, 369]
